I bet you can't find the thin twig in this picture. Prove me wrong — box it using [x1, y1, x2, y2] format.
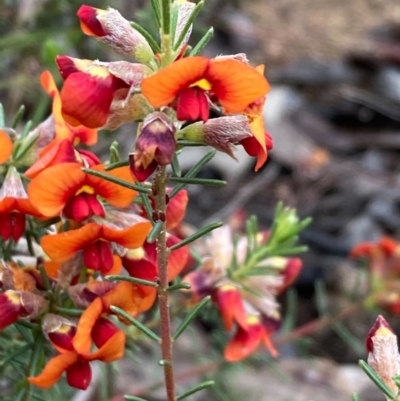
[154, 165, 176, 401]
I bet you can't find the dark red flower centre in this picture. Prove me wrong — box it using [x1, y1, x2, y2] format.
[0, 212, 26, 242]
[63, 193, 105, 222]
[176, 87, 209, 122]
[83, 240, 114, 274]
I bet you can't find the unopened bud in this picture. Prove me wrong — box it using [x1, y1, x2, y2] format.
[177, 116, 252, 158]
[367, 315, 400, 396]
[78, 6, 154, 65]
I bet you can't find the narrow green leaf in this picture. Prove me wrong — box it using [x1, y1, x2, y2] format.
[173, 296, 211, 340]
[12, 105, 25, 129]
[29, 332, 44, 376]
[130, 22, 161, 53]
[173, 1, 204, 51]
[177, 380, 215, 400]
[169, 176, 226, 186]
[109, 141, 120, 163]
[20, 120, 33, 139]
[105, 160, 129, 171]
[352, 393, 360, 401]
[147, 220, 164, 243]
[106, 275, 158, 288]
[54, 307, 83, 316]
[190, 27, 214, 56]
[169, 222, 222, 251]
[13, 388, 27, 401]
[167, 281, 191, 291]
[358, 360, 395, 399]
[82, 168, 151, 194]
[124, 395, 149, 401]
[0, 344, 31, 367]
[171, 152, 181, 177]
[13, 130, 38, 160]
[111, 306, 161, 342]
[150, 0, 162, 27]
[161, 0, 171, 34]
[38, 264, 52, 294]
[170, 149, 216, 197]
[139, 190, 154, 223]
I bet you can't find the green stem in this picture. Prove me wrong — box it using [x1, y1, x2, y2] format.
[153, 165, 176, 401]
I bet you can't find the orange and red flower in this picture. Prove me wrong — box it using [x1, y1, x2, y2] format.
[0, 167, 43, 241]
[28, 314, 125, 390]
[0, 290, 47, 330]
[224, 315, 278, 362]
[56, 56, 149, 128]
[28, 163, 136, 222]
[41, 220, 151, 275]
[141, 56, 270, 122]
[123, 235, 189, 282]
[69, 280, 156, 355]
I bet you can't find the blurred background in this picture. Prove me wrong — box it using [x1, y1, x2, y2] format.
[2, 0, 400, 400]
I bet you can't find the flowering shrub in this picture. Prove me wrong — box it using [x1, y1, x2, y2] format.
[1, 1, 395, 401]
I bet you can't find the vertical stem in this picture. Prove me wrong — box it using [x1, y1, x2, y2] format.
[153, 165, 176, 401]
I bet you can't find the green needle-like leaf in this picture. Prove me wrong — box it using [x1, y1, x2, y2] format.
[111, 306, 161, 342]
[147, 220, 164, 243]
[130, 22, 161, 53]
[82, 168, 151, 194]
[190, 27, 214, 56]
[167, 282, 191, 291]
[169, 222, 222, 251]
[109, 141, 120, 163]
[173, 296, 211, 340]
[12, 105, 25, 129]
[105, 160, 130, 171]
[177, 380, 215, 400]
[150, 0, 161, 27]
[0, 104, 4, 127]
[358, 360, 395, 399]
[169, 176, 226, 186]
[173, 1, 204, 51]
[170, 149, 216, 197]
[124, 396, 149, 401]
[13, 130, 38, 160]
[106, 275, 159, 288]
[171, 152, 181, 177]
[54, 307, 83, 316]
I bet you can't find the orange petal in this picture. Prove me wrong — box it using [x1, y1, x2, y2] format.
[14, 199, 43, 218]
[82, 330, 125, 362]
[103, 281, 156, 317]
[28, 352, 79, 389]
[101, 221, 151, 249]
[214, 285, 248, 331]
[207, 59, 270, 114]
[28, 163, 85, 216]
[40, 70, 59, 98]
[166, 189, 188, 230]
[43, 260, 62, 280]
[141, 57, 209, 108]
[25, 139, 76, 179]
[224, 318, 264, 362]
[86, 164, 137, 208]
[249, 115, 266, 153]
[0, 197, 15, 213]
[60, 70, 115, 128]
[41, 223, 101, 262]
[0, 130, 13, 164]
[73, 297, 104, 354]
[166, 236, 189, 281]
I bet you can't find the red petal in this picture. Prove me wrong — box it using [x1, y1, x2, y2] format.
[165, 189, 188, 230]
[77, 5, 106, 37]
[66, 359, 92, 390]
[91, 318, 119, 348]
[60, 71, 114, 128]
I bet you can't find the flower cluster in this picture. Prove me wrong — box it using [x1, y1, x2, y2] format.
[351, 237, 400, 313]
[184, 213, 304, 361]
[0, 1, 309, 397]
